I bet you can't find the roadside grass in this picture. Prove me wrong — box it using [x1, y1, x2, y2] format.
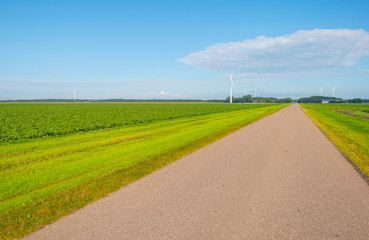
[319, 103, 369, 111]
[351, 111, 369, 118]
[301, 103, 369, 179]
[0, 104, 288, 240]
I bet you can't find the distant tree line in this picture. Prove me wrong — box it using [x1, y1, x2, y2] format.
[2, 97, 367, 104]
[347, 98, 363, 103]
[297, 96, 365, 103]
[298, 96, 332, 103]
[225, 95, 292, 103]
[0, 98, 225, 103]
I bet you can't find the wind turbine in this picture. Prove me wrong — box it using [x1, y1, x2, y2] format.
[327, 83, 340, 98]
[252, 87, 257, 98]
[223, 72, 233, 103]
[320, 85, 327, 97]
[73, 89, 76, 102]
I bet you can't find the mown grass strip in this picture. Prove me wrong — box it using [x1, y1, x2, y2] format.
[301, 104, 369, 179]
[351, 111, 369, 118]
[0, 104, 287, 239]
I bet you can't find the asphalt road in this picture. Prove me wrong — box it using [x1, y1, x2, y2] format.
[24, 104, 369, 239]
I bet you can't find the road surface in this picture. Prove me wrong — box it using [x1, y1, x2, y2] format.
[24, 104, 369, 239]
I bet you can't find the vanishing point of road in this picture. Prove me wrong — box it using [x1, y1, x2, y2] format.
[24, 104, 369, 239]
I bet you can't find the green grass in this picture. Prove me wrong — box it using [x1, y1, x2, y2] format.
[0, 103, 288, 239]
[301, 103, 369, 179]
[351, 111, 369, 118]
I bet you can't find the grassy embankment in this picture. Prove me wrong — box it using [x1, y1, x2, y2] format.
[301, 103, 369, 179]
[351, 110, 369, 118]
[0, 103, 287, 239]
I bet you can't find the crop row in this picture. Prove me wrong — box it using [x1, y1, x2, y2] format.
[0, 103, 270, 142]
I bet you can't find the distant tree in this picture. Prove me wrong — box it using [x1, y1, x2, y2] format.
[232, 96, 244, 103]
[225, 95, 255, 103]
[351, 98, 363, 103]
[298, 96, 321, 103]
[297, 96, 337, 103]
[277, 98, 292, 103]
[244, 94, 253, 103]
[223, 95, 293, 104]
[263, 97, 276, 103]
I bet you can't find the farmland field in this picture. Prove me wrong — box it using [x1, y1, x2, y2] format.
[301, 103, 369, 179]
[0, 103, 271, 142]
[0, 103, 288, 239]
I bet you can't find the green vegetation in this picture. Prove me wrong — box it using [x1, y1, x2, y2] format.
[298, 96, 366, 103]
[301, 103, 369, 179]
[0, 103, 268, 142]
[225, 95, 292, 103]
[298, 96, 339, 103]
[347, 98, 363, 103]
[351, 111, 369, 118]
[0, 103, 287, 239]
[309, 103, 369, 111]
[0, 98, 225, 103]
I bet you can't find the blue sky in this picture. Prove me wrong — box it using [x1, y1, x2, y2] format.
[1, 0, 369, 100]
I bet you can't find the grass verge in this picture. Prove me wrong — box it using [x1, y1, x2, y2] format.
[0, 104, 288, 239]
[301, 104, 369, 180]
[351, 111, 369, 118]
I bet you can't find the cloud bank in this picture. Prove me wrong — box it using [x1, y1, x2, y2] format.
[178, 29, 369, 73]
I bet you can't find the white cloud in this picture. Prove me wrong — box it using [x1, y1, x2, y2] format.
[158, 90, 180, 97]
[178, 29, 369, 73]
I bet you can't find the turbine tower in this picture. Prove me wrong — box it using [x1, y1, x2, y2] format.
[327, 83, 340, 98]
[253, 87, 257, 98]
[73, 89, 76, 102]
[223, 72, 233, 103]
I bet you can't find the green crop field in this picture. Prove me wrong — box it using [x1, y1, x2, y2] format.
[0, 103, 288, 239]
[301, 103, 369, 180]
[0, 103, 270, 142]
